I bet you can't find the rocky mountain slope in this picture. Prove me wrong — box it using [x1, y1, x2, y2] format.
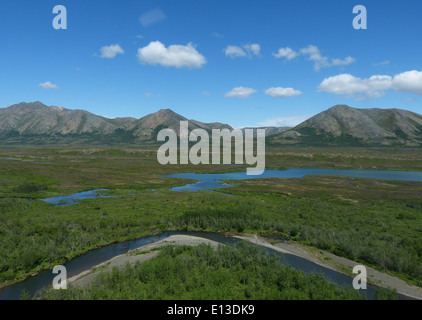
[0, 102, 233, 144]
[269, 105, 422, 146]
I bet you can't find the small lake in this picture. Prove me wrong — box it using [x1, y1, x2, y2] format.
[39, 168, 422, 204]
[41, 189, 118, 206]
[0, 231, 408, 300]
[164, 168, 422, 192]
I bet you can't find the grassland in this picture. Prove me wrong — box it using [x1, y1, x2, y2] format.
[0, 146, 422, 293]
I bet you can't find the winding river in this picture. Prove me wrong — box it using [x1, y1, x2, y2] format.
[0, 231, 402, 300]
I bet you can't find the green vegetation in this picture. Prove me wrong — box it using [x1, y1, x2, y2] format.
[375, 287, 398, 300]
[0, 146, 421, 296]
[172, 193, 422, 284]
[13, 182, 48, 193]
[38, 243, 362, 300]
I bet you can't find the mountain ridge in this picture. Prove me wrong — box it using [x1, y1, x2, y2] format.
[0, 102, 235, 143]
[269, 104, 422, 147]
[1, 102, 421, 146]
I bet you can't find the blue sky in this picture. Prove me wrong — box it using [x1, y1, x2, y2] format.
[1, 0, 421, 127]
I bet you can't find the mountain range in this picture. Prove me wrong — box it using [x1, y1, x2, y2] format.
[0, 102, 232, 145]
[1, 102, 421, 147]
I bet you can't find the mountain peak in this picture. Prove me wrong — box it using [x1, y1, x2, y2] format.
[326, 105, 355, 113]
[270, 105, 422, 147]
[329, 104, 351, 109]
[155, 108, 178, 116]
[2, 101, 48, 115]
[12, 101, 47, 108]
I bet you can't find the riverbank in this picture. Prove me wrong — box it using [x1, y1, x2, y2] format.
[229, 233, 422, 300]
[68, 235, 222, 288]
[65, 232, 422, 300]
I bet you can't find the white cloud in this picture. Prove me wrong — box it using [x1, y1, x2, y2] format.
[402, 98, 417, 102]
[393, 70, 422, 95]
[202, 91, 212, 96]
[300, 45, 328, 70]
[224, 44, 260, 58]
[225, 87, 257, 99]
[300, 45, 355, 71]
[259, 114, 313, 127]
[39, 81, 58, 90]
[272, 47, 298, 60]
[139, 8, 167, 27]
[318, 74, 392, 99]
[243, 44, 260, 56]
[99, 44, 125, 58]
[331, 56, 356, 67]
[137, 41, 206, 68]
[274, 45, 355, 70]
[265, 87, 303, 98]
[318, 70, 422, 99]
[224, 45, 247, 58]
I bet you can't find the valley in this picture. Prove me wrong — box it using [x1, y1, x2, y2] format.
[1, 102, 422, 300]
[1, 145, 422, 300]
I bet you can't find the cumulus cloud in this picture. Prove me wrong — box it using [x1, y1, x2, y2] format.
[273, 45, 355, 70]
[265, 87, 303, 98]
[272, 47, 298, 60]
[300, 45, 355, 71]
[39, 81, 58, 90]
[224, 44, 260, 58]
[225, 87, 257, 99]
[318, 70, 422, 99]
[300, 45, 328, 69]
[243, 44, 261, 56]
[393, 70, 422, 95]
[318, 74, 392, 99]
[224, 45, 247, 58]
[139, 8, 167, 27]
[99, 44, 125, 58]
[259, 114, 313, 127]
[137, 41, 206, 68]
[331, 56, 356, 67]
